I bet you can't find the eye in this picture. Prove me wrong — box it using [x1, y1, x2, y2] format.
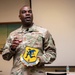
[21, 10, 26, 14]
[28, 10, 32, 13]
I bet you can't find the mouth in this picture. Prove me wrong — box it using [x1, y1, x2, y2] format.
[25, 17, 31, 21]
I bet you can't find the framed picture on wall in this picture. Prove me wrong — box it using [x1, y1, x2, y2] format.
[0, 22, 21, 54]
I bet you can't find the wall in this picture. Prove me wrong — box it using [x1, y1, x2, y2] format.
[0, 0, 30, 22]
[32, 0, 75, 66]
[0, 55, 13, 75]
[0, 0, 30, 75]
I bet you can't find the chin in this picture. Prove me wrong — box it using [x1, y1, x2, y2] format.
[26, 22, 31, 24]
[24, 22, 32, 27]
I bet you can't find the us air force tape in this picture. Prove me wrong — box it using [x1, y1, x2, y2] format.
[20, 46, 40, 66]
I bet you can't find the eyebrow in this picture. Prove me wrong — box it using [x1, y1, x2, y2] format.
[21, 9, 32, 13]
[22, 9, 32, 11]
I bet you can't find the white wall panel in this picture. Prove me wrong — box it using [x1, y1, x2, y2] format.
[32, 0, 75, 66]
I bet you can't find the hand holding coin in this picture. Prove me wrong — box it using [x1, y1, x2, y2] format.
[10, 35, 23, 50]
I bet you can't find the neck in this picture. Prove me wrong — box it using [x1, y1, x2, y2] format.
[22, 22, 33, 28]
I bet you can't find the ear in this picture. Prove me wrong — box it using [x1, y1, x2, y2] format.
[19, 15, 21, 19]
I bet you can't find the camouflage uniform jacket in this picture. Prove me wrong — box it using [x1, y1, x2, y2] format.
[2, 24, 56, 75]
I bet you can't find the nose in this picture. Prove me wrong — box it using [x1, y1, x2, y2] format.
[25, 11, 30, 17]
[26, 12, 30, 16]
[26, 11, 30, 15]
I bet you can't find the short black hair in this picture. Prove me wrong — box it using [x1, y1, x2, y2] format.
[19, 5, 31, 14]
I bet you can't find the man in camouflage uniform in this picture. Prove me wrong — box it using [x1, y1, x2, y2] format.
[2, 5, 56, 75]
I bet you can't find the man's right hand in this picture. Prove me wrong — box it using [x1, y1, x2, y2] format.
[10, 37, 22, 50]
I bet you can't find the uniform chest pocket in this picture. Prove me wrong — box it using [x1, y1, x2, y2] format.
[25, 33, 43, 48]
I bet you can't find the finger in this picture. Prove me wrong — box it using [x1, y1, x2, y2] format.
[13, 39, 22, 43]
[13, 40, 20, 44]
[11, 44, 18, 47]
[11, 44, 17, 49]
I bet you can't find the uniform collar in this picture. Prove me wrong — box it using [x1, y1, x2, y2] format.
[19, 24, 38, 33]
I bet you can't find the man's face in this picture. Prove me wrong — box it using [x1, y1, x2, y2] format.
[19, 6, 33, 26]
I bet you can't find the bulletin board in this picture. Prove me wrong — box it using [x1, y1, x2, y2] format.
[0, 22, 21, 53]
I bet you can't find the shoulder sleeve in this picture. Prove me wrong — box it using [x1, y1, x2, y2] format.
[2, 33, 15, 61]
[39, 30, 56, 64]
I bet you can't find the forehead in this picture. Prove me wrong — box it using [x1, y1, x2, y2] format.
[21, 6, 31, 11]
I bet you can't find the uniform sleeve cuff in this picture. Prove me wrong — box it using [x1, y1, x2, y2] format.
[39, 53, 51, 63]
